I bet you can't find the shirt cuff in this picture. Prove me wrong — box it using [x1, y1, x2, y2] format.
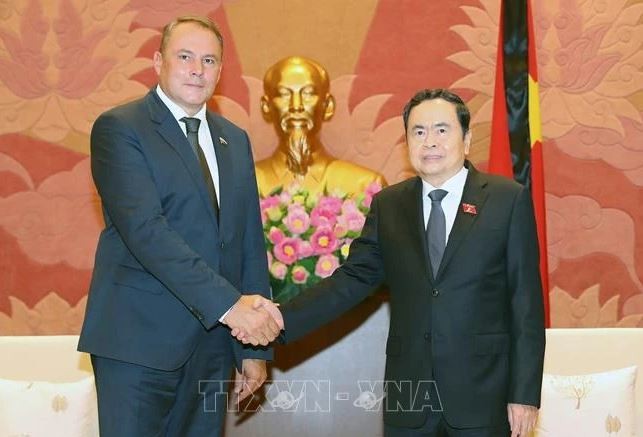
[219, 305, 234, 323]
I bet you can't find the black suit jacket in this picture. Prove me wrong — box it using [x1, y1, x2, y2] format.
[79, 89, 271, 370]
[282, 163, 545, 428]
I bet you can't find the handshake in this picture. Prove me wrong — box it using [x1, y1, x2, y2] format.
[222, 295, 284, 346]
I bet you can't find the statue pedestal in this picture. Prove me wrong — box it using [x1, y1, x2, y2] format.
[225, 295, 390, 436]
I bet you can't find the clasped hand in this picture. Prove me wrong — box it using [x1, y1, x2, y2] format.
[508, 403, 538, 436]
[222, 295, 283, 346]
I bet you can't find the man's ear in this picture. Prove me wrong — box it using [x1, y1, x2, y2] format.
[323, 94, 335, 121]
[214, 62, 223, 87]
[464, 130, 472, 155]
[260, 95, 271, 122]
[153, 51, 162, 76]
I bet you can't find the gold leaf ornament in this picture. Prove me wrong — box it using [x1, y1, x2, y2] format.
[51, 394, 68, 412]
[605, 413, 622, 433]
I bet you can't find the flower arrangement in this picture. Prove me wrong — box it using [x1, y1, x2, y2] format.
[261, 181, 382, 303]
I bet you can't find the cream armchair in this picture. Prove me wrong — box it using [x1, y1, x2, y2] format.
[537, 328, 643, 436]
[0, 335, 97, 437]
[1, 328, 641, 436]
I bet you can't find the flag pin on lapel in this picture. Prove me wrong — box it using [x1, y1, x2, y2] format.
[462, 203, 477, 215]
[219, 136, 228, 145]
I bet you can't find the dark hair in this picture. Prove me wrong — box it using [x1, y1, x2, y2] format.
[402, 89, 470, 138]
[160, 15, 224, 55]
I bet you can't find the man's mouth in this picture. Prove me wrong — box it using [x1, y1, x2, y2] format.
[281, 116, 312, 131]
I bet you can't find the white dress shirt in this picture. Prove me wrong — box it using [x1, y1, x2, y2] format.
[155, 85, 221, 205]
[422, 166, 469, 243]
[156, 86, 233, 320]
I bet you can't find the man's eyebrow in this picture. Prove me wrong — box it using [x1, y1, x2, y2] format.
[411, 124, 427, 130]
[431, 122, 450, 128]
[176, 49, 218, 59]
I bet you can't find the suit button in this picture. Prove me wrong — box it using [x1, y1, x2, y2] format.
[432, 289, 439, 297]
[189, 306, 204, 320]
[424, 332, 431, 341]
[220, 242, 225, 249]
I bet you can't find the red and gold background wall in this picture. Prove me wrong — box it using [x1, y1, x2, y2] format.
[1, 0, 642, 333]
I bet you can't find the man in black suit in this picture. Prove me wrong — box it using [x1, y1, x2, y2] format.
[255, 89, 545, 436]
[78, 15, 283, 437]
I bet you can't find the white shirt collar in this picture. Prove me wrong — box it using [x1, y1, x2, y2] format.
[421, 165, 469, 198]
[421, 165, 469, 240]
[155, 85, 207, 125]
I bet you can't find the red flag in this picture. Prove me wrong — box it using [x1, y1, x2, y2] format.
[489, 0, 550, 326]
[527, 0, 550, 327]
[488, 2, 512, 179]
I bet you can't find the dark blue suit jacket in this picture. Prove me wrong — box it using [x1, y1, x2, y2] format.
[78, 89, 271, 371]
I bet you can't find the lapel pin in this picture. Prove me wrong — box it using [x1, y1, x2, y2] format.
[462, 203, 477, 215]
[219, 136, 228, 145]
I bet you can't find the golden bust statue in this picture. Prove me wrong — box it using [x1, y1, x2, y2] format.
[255, 56, 386, 196]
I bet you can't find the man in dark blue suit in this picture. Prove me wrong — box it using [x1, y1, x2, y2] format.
[246, 89, 545, 436]
[78, 15, 282, 437]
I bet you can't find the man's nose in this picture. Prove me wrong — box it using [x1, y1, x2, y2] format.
[422, 135, 437, 148]
[289, 92, 304, 111]
[190, 60, 204, 77]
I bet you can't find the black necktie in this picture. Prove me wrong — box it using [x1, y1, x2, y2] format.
[426, 189, 448, 276]
[180, 117, 220, 219]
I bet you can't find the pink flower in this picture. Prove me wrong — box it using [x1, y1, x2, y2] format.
[288, 203, 306, 213]
[273, 237, 301, 265]
[266, 251, 273, 266]
[270, 261, 288, 280]
[260, 195, 281, 224]
[298, 241, 314, 258]
[268, 227, 285, 244]
[337, 209, 366, 233]
[341, 199, 359, 214]
[284, 205, 311, 235]
[365, 181, 382, 198]
[279, 191, 292, 204]
[363, 181, 382, 208]
[310, 227, 338, 255]
[334, 223, 348, 238]
[291, 265, 310, 284]
[260, 195, 281, 211]
[310, 205, 338, 228]
[317, 196, 343, 214]
[315, 254, 340, 278]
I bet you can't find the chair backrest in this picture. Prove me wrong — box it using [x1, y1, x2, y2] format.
[0, 335, 91, 382]
[1, 328, 641, 433]
[544, 328, 643, 432]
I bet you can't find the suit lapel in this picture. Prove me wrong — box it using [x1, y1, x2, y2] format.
[206, 112, 233, 233]
[436, 163, 489, 279]
[146, 90, 219, 228]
